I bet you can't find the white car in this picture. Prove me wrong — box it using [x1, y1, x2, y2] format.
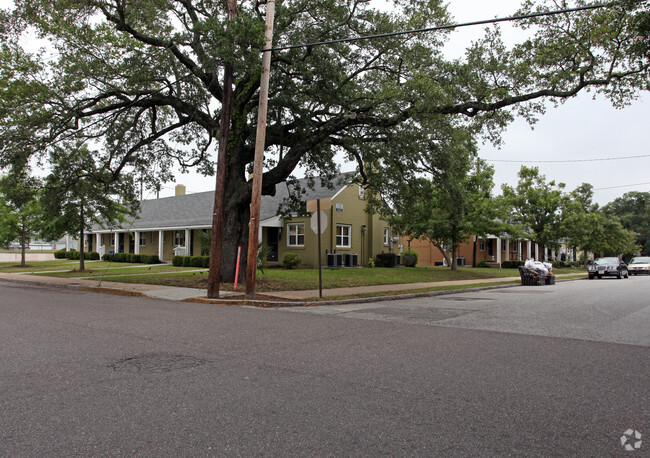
[628, 256, 650, 275]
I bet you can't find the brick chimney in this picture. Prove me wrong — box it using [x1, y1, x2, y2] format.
[175, 184, 186, 196]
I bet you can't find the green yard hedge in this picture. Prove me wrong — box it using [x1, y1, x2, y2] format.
[172, 255, 210, 268]
[102, 253, 160, 264]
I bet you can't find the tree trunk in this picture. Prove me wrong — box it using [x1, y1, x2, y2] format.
[218, 171, 251, 283]
[450, 244, 458, 271]
[433, 242, 452, 268]
[79, 202, 85, 271]
[472, 237, 477, 268]
[20, 221, 26, 268]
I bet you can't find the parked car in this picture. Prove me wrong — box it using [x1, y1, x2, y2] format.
[628, 256, 650, 275]
[588, 257, 629, 279]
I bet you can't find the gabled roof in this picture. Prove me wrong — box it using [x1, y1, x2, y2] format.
[92, 174, 353, 232]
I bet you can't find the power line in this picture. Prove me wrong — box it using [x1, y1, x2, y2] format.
[593, 182, 650, 191]
[266, 4, 606, 52]
[484, 154, 650, 163]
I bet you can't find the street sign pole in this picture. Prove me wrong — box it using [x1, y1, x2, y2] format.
[317, 199, 322, 298]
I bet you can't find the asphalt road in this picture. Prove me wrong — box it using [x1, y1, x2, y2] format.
[0, 277, 648, 456]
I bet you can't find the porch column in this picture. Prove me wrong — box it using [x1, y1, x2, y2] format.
[496, 237, 502, 266]
[134, 231, 140, 255]
[158, 230, 164, 261]
[551, 249, 556, 261]
[65, 234, 70, 251]
[96, 233, 101, 252]
[113, 232, 119, 253]
[518, 241, 522, 261]
[185, 228, 191, 255]
[504, 238, 510, 262]
[535, 243, 540, 260]
[526, 241, 532, 260]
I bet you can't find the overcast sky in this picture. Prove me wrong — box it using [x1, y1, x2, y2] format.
[3, 0, 647, 205]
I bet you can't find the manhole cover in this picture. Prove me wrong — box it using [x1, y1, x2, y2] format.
[111, 354, 205, 373]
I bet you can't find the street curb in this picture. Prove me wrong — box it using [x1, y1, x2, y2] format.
[182, 279, 583, 307]
[1, 275, 584, 307]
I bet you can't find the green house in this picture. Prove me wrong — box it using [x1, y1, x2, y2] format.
[88, 175, 398, 267]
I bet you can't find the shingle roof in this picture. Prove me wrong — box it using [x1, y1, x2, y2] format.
[91, 174, 352, 232]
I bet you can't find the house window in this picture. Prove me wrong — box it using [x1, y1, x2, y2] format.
[151, 232, 155, 244]
[287, 223, 305, 247]
[139, 232, 146, 246]
[174, 230, 185, 246]
[479, 239, 486, 251]
[513, 243, 518, 253]
[358, 185, 365, 199]
[336, 224, 351, 248]
[384, 228, 389, 245]
[502, 240, 507, 251]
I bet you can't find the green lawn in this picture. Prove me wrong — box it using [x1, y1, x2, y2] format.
[3, 259, 585, 292]
[46, 265, 584, 292]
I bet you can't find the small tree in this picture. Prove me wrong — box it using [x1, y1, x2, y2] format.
[366, 123, 505, 270]
[603, 191, 650, 255]
[0, 169, 41, 267]
[501, 166, 570, 260]
[40, 142, 138, 271]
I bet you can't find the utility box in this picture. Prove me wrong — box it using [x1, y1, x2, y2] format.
[327, 253, 343, 267]
[344, 253, 358, 267]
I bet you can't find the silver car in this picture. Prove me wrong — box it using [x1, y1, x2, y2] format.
[628, 256, 650, 275]
[588, 257, 629, 279]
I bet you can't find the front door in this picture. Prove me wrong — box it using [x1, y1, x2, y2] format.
[118, 233, 125, 253]
[267, 228, 279, 262]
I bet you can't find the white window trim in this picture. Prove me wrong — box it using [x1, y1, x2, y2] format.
[336, 224, 352, 248]
[287, 223, 305, 247]
[139, 232, 146, 246]
[383, 228, 389, 245]
[174, 230, 185, 246]
[479, 239, 486, 251]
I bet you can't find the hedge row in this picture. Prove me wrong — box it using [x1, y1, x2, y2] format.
[375, 253, 398, 268]
[102, 253, 160, 264]
[172, 255, 210, 268]
[501, 260, 525, 268]
[54, 249, 100, 260]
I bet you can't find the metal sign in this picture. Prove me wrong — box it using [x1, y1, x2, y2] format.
[306, 198, 331, 212]
[310, 210, 328, 234]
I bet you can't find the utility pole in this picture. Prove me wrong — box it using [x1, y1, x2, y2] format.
[245, 0, 276, 298]
[207, 0, 238, 298]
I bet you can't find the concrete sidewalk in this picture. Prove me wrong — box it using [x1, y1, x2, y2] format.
[0, 270, 582, 305]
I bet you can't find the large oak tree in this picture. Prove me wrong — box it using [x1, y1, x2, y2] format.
[1, 0, 648, 280]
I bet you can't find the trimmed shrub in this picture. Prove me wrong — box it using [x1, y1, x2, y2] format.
[87, 251, 100, 260]
[144, 255, 160, 264]
[102, 253, 112, 261]
[281, 252, 302, 269]
[54, 249, 67, 259]
[476, 260, 490, 268]
[172, 256, 184, 267]
[501, 260, 524, 268]
[202, 256, 210, 268]
[190, 256, 206, 268]
[182, 256, 192, 267]
[129, 254, 142, 263]
[375, 253, 397, 268]
[402, 249, 418, 267]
